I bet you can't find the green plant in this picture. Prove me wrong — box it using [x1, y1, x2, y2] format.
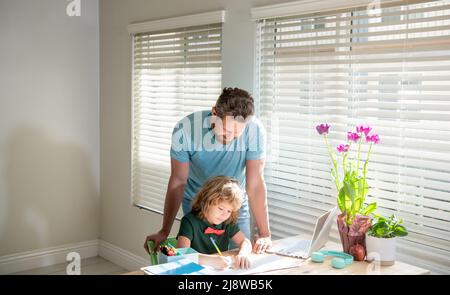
[368, 214, 408, 238]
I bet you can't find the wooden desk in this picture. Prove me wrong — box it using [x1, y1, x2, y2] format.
[124, 238, 430, 275]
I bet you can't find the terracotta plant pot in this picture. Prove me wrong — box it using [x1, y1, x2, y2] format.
[337, 213, 372, 260]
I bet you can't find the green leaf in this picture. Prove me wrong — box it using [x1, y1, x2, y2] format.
[370, 212, 409, 238]
[354, 178, 368, 202]
[375, 227, 389, 238]
[343, 181, 356, 218]
[362, 202, 377, 216]
[371, 222, 381, 231]
[373, 220, 389, 236]
[354, 196, 363, 213]
[337, 188, 346, 213]
[373, 213, 383, 220]
[343, 181, 355, 202]
[378, 216, 386, 222]
[393, 225, 408, 237]
[350, 170, 358, 181]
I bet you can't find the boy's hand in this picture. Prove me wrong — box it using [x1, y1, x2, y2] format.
[212, 256, 232, 270]
[233, 254, 250, 269]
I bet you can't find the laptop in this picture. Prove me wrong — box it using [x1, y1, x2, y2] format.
[266, 207, 337, 259]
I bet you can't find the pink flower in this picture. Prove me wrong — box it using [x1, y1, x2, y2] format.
[356, 124, 372, 136]
[337, 144, 350, 153]
[316, 123, 330, 135]
[366, 134, 380, 144]
[347, 132, 360, 142]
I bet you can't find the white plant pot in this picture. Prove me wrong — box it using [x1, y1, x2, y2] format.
[365, 234, 397, 266]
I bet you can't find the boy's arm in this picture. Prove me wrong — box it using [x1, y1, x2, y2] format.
[176, 236, 191, 248]
[231, 231, 252, 255]
[231, 231, 252, 269]
[179, 235, 230, 270]
[199, 254, 231, 270]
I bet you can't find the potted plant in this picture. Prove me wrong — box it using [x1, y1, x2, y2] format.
[366, 214, 408, 265]
[316, 123, 380, 260]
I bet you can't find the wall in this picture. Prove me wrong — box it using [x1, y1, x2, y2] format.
[0, 0, 100, 255]
[99, 0, 293, 261]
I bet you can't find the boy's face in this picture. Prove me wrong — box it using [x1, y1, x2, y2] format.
[205, 201, 234, 225]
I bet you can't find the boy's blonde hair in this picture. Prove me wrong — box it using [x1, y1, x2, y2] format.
[191, 176, 244, 224]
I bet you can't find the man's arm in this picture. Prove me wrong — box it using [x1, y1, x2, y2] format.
[160, 158, 189, 234]
[246, 158, 272, 253]
[144, 159, 189, 253]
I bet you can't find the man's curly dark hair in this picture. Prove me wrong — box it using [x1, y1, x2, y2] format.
[214, 87, 254, 119]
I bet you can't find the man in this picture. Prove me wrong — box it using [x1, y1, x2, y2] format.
[144, 87, 272, 254]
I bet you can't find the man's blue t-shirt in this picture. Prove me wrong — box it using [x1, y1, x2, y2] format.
[170, 110, 266, 202]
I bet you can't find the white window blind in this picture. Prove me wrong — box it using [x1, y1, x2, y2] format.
[255, 0, 450, 273]
[131, 18, 223, 218]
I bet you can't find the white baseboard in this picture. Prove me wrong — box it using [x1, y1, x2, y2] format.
[0, 240, 149, 274]
[98, 240, 149, 272]
[0, 240, 99, 275]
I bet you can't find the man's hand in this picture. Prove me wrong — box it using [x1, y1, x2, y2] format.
[143, 229, 168, 254]
[253, 235, 272, 254]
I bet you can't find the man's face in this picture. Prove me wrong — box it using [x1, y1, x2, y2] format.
[211, 115, 247, 144]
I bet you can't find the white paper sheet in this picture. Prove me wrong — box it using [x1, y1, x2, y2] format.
[201, 253, 303, 275]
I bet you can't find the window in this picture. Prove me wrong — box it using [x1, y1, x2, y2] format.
[254, 0, 450, 273]
[129, 11, 224, 218]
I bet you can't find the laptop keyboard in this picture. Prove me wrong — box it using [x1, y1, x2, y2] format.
[290, 239, 311, 253]
[267, 237, 313, 258]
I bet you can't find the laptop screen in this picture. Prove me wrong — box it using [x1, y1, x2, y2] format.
[308, 207, 337, 254]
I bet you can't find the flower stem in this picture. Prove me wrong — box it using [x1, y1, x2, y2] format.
[343, 142, 351, 176]
[357, 136, 362, 174]
[363, 143, 373, 180]
[324, 135, 340, 190]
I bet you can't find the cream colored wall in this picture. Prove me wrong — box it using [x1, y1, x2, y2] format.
[99, 0, 293, 261]
[0, 0, 100, 255]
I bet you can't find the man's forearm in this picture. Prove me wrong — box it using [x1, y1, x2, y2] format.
[247, 184, 271, 237]
[161, 180, 186, 234]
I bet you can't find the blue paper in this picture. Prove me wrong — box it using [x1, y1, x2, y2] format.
[159, 262, 204, 275]
[141, 258, 206, 275]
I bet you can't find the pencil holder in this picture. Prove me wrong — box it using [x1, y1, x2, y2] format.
[158, 247, 199, 264]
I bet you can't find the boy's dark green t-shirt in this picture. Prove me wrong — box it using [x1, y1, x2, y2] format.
[177, 212, 240, 254]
